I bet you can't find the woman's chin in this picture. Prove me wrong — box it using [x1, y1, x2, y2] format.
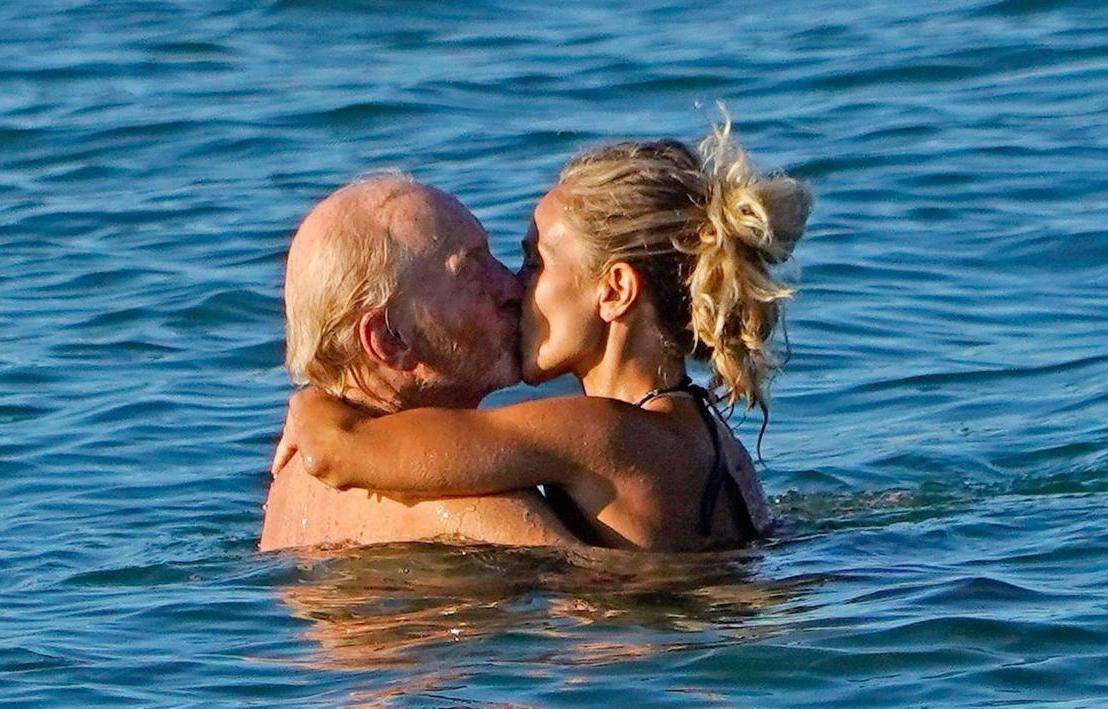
[520, 358, 556, 386]
[520, 368, 546, 387]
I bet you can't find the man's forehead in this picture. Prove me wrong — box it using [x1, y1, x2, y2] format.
[388, 187, 486, 254]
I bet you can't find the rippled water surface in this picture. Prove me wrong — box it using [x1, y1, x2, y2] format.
[3, 0, 1106, 705]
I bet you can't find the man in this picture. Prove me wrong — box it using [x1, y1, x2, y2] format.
[260, 176, 577, 551]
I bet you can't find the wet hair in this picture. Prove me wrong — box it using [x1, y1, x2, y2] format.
[557, 116, 811, 416]
[285, 174, 412, 397]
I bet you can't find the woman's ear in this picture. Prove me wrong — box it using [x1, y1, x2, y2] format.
[597, 261, 640, 323]
[358, 309, 416, 371]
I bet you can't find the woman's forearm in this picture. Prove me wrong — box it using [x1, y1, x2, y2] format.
[301, 406, 554, 496]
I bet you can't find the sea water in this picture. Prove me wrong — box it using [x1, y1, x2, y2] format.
[2, 0, 1106, 705]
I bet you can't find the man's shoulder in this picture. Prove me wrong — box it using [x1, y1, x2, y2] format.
[260, 459, 360, 551]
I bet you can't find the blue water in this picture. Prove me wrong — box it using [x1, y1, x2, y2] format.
[2, 0, 1106, 705]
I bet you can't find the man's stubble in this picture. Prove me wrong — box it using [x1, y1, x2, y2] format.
[414, 306, 522, 405]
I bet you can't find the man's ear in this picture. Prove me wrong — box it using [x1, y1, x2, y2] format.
[358, 309, 416, 371]
[597, 261, 640, 323]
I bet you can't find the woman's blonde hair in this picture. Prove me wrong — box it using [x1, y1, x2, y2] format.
[558, 115, 811, 416]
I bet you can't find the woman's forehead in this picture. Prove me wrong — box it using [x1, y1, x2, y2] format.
[533, 187, 574, 246]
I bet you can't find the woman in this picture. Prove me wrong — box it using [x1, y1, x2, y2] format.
[274, 119, 812, 551]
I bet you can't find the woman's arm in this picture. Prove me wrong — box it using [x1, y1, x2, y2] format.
[273, 387, 662, 499]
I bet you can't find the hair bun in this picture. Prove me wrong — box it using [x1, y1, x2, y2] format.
[554, 109, 812, 414]
[750, 177, 812, 264]
[690, 111, 813, 409]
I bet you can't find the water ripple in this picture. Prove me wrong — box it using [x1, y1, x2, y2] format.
[2, 0, 1106, 704]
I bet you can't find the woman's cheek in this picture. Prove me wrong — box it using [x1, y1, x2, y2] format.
[549, 277, 581, 354]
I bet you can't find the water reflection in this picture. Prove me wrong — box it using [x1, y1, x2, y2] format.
[278, 542, 817, 676]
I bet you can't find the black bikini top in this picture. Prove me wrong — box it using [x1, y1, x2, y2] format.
[636, 376, 760, 541]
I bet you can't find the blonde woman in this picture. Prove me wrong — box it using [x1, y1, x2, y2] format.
[274, 122, 812, 551]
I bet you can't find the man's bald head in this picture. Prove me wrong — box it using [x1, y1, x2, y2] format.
[284, 176, 523, 405]
[286, 176, 419, 393]
[286, 176, 461, 287]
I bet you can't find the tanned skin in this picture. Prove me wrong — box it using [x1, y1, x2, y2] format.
[273, 186, 773, 552]
[260, 179, 580, 551]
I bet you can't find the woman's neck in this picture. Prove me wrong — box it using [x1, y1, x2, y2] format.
[577, 322, 687, 404]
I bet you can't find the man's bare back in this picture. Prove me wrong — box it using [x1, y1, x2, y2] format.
[260, 459, 576, 551]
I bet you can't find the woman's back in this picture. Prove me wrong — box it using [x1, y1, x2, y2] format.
[606, 391, 771, 551]
[521, 386, 770, 551]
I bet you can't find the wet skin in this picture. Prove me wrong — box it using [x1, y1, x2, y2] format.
[261, 180, 579, 552]
[260, 450, 576, 551]
[275, 186, 773, 551]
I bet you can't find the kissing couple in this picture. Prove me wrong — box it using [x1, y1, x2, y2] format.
[261, 117, 811, 553]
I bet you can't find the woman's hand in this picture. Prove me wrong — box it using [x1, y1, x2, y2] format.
[271, 387, 356, 489]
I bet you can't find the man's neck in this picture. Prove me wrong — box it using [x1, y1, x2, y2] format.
[340, 387, 402, 417]
[339, 369, 484, 414]
[337, 367, 409, 415]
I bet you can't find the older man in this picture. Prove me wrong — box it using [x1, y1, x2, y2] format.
[260, 177, 577, 551]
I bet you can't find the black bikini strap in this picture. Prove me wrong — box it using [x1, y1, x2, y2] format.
[634, 376, 695, 408]
[690, 395, 725, 537]
[635, 376, 759, 541]
[721, 462, 760, 540]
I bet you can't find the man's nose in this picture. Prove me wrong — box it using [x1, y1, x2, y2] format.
[491, 260, 523, 306]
